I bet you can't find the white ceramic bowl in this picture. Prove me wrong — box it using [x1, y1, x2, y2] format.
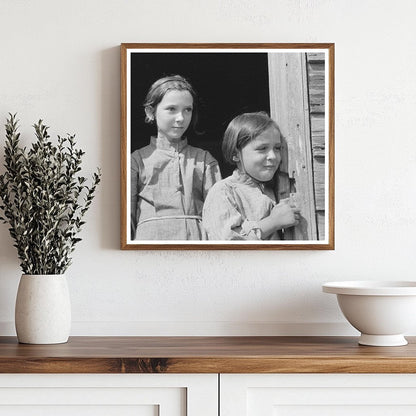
[323, 281, 416, 346]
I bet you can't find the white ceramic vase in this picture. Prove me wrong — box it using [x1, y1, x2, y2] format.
[15, 274, 71, 344]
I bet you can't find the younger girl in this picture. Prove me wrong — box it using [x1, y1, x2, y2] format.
[202, 112, 300, 240]
[131, 75, 221, 240]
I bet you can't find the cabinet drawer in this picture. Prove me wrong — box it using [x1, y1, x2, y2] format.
[0, 374, 217, 416]
[221, 374, 416, 416]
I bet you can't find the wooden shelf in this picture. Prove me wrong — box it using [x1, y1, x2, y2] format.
[0, 336, 416, 373]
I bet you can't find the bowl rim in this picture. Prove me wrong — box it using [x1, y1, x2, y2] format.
[322, 281, 416, 296]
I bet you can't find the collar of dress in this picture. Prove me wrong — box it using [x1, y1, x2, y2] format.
[232, 170, 277, 202]
[151, 136, 188, 152]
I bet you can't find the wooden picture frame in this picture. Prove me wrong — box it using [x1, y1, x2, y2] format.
[121, 43, 334, 250]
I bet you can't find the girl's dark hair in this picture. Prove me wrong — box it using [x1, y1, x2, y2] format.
[143, 74, 199, 134]
[222, 111, 281, 165]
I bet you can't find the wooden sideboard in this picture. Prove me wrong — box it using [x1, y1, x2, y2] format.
[2, 336, 416, 415]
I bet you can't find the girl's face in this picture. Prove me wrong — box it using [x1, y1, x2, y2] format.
[154, 89, 193, 143]
[238, 126, 282, 182]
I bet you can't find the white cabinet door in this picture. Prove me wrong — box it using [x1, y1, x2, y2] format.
[221, 374, 416, 416]
[0, 374, 217, 416]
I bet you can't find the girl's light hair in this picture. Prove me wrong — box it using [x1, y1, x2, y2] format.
[143, 74, 199, 134]
[222, 112, 281, 165]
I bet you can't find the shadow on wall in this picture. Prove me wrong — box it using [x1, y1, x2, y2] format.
[228, 284, 332, 335]
[99, 47, 121, 250]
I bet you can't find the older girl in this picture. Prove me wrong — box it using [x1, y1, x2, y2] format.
[131, 75, 221, 240]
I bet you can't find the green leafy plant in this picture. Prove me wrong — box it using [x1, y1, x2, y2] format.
[0, 113, 101, 275]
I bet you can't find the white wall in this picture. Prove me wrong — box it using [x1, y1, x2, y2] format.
[0, 0, 415, 336]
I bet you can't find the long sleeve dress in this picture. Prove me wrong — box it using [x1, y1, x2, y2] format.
[131, 136, 221, 241]
[202, 169, 281, 240]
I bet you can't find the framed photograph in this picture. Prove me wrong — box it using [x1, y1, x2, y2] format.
[121, 43, 334, 250]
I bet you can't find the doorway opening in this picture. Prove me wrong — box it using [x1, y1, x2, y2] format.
[130, 52, 270, 178]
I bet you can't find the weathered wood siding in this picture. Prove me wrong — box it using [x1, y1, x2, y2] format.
[268, 53, 317, 240]
[306, 53, 326, 239]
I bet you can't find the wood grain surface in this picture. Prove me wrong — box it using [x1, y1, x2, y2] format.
[0, 336, 415, 374]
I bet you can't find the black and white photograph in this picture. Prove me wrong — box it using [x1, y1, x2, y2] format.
[121, 43, 334, 250]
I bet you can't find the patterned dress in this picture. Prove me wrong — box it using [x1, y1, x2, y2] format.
[131, 136, 221, 240]
[202, 170, 281, 240]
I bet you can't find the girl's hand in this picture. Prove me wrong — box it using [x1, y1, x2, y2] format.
[257, 196, 301, 239]
[269, 198, 301, 229]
